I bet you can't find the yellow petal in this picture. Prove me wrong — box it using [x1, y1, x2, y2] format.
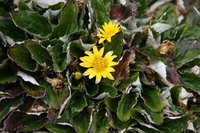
[98, 28, 105, 35]
[99, 70, 107, 78]
[99, 38, 105, 44]
[80, 56, 88, 62]
[89, 72, 96, 79]
[104, 52, 115, 59]
[80, 62, 92, 68]
[105, 71, 114, 80]
[83, 69, 90, 76]
[89, 68, 97, 75]
[80, 57, 94, 64]
[104, 22, 108, 27]
[107, 37, 111, 42]
[105, 67, 115, 72]
[95, 74, 102, 84]
[99, 47, 104, 57]
[85, 51, 94, 57]
[108, 62, 118, 66]
[102, 24, 106, 31]
[93, 46, 98, 55]
[97, 34, 104, 37]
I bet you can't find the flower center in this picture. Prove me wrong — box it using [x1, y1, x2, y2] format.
[93, 58, 106, 71]
[105, 31, 115, 38]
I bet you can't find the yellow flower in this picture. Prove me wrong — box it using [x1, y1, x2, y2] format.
[97, 21, 121, 44]
[80, 46, 118, 84]
[74, 71, 82, 80]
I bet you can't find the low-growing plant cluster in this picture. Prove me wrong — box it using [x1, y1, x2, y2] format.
[0, 0, 200, 132]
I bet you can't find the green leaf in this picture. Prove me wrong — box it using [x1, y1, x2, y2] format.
[0, 18, 27, 41]
[51, 2, 78, 39]
[25, 40, 53, 70]
[99, 82, 118, 97]
[170, 105, 186, 114]
[0, 65, 17, 83]
[107, 107, 132, 129]
[174, 25, 188, 41]
[38, 2, 65, 15]
[150, 20, 173, 37]
[140, 104, 163, 125]
[0, 47, 8, 59]
[154, 115, 190, 133]
[117, 92, 139, 121]
[0, 96, 23, 121]
[194, 117, 200, 129]
[179, 58, 200, 71]
[8, 43, 38, 71]
[0, 47, 7, 64]
[104, 96, 121, 113]
[89, 102, 109, 133]
[135, 0, 148, 18]
[161, 27, 175, 40]
[63, 29, 87, 52]
[10, 10, 52, 37]
[0, 2, 16, 14]
[20, 79, 45, 99]
[47, 108, 59, 123]
[183, 25, 200, 41]
[117, 72, 139, 91]
[18, 1, 30, 11]
[137, 124, 161, 133]
[173, 48, 200, 67]
[140, 47, 168, 65]
[21, 114, 47, 131]
[170, 86, 182, 105]
[123, 129, 137, 133]
[3, 111, 47, 132]
[104, 32, 123, 61]
[91, 0, 108, 13]
[45, 123, 76, 133]
[1, 83, 24, 97]
[180, 72, 200, 93]
[39, 79, 69, 109]
[191, 107, 200, 116]
[70, 107, 92, 133]
[162, 9, 178, 25]
[69, 41, 85, 58]
[85, 83, 99, 96]
[87, 98, 94, 106]
[135, 51, 150, 65]
[131, 32, 142, 46]
[156, 4, 172, 19]
[96, 10, 109, 26]
[130, 63, 142, 71]
[77, 0, 87, 27]
[131, 109, 146, 123]
[48, 44, 67, 72]
[141, 84, 163, 112]
[41, 39, 64, 48]
[59, 90, 87, 121]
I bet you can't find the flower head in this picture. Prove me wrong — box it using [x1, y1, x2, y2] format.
[80, 46, 118, 84]
[74, 71, 82, 80]
[97, 21, 121, 44]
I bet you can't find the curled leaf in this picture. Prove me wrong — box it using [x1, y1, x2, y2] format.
[113, 47, 136, 86]
[163, 55, 181, 85]
[3, 111, 47, 132]
[110, 2, 139, 21]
